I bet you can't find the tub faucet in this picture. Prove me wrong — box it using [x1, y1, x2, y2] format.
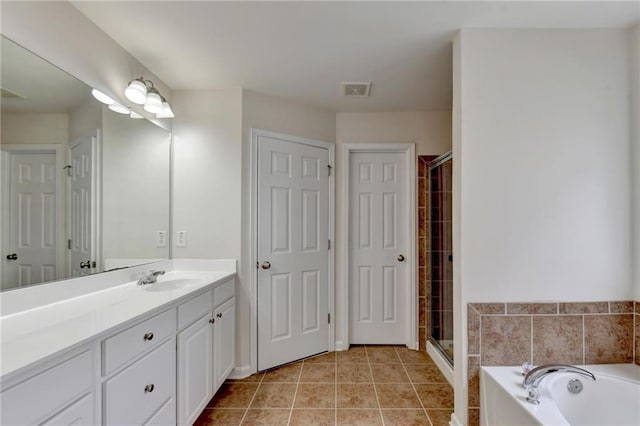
[137, 270, 165, 285]
[523, 364, 595, 405]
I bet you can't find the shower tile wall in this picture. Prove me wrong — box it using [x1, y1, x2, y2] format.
[466, 300, 640, 426]
[417, 156, 437, 351]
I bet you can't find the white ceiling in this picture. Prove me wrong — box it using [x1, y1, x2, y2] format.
[1, 36, 92, 113]
[72, 1, 640, 112]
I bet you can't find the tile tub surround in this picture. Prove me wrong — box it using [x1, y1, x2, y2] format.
[466, 300, 639, 426]
[195, 345, 453, 426]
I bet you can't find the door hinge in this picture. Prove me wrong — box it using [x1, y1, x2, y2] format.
[67, 239, 72, 250]
[63, 165, 72, 177]
[328, 313, 331, 324]
[328, 240, 331, 250]
[327, 165, 332, 176]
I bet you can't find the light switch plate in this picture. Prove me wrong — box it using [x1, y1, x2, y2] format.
[176, 231, 187, 248]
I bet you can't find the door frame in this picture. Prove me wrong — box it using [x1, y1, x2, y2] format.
[342, 143, 417, 350]
[0, 144, 65, 285]
[249, 128, 335, 374]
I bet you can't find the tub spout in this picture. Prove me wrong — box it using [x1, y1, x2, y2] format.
[523, 364, 595, 405]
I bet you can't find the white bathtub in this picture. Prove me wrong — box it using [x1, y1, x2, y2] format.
[480, 364, 640, 426]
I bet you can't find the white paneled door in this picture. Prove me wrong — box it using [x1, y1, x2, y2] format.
[257, 135, 330, 371]
[349, 152, 407, 344]
[4, 153, 58, 288]
[68, 135, 98, 277]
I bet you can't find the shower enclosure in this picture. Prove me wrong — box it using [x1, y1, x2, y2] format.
[428, 152, 453, 364]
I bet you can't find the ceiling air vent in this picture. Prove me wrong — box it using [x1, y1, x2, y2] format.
[1, 87, 26, 99]
[341, 82, 372, 97]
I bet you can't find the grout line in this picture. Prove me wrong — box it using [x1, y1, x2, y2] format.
[395, 346, 434, 426]
[364, 346, 386, 426]
[530, 316, 533, 364]
[286, 362, 304, 426]
[335, 355, 338, 426]
[582, 315, 586, 365]
[238, 373, 264, 425]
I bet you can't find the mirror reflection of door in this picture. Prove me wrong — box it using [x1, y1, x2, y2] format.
[1, 149, 60, 289]
[68, 133, 99, 278]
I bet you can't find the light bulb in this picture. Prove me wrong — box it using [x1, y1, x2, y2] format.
[91, 88, 115, 105]
[108, 103, 130, 114]
[124, 78, 147, 104]
[156, 99, 175, 118]
[143, 89, 163, 114]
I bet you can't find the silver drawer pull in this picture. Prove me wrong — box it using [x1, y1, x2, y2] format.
[143, 332, 154, 341]
[144, 384, 155, 393]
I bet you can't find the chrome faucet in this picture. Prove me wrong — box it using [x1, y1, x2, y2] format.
[523, 364, 595, 405]
[137, 270, 165, 285]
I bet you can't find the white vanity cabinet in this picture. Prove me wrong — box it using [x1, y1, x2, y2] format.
[0, 347, 96, 425]
[177, 279, 236, 425]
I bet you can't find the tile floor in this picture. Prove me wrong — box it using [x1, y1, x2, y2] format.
[194, 345, 453, 425]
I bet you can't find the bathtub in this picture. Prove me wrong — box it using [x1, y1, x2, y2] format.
[480, 364, 640, 426]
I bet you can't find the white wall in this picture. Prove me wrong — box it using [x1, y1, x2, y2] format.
[1, 1, 172, 131]
[632, 24, 640, 300]
[101, 109, 171, 263]
[0, 113, 69, 145]
[69, 99, 102, 143]
[452, 28, 633, 426]
[335, 111, 452, 346]
[240, 89, 336, 370]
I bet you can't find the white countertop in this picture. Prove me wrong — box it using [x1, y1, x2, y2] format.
[0, 260, 236, 381]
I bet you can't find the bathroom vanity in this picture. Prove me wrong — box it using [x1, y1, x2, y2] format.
[0, 260, 236, 425]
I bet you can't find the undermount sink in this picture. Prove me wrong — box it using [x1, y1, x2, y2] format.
[143, 278, 202, 292]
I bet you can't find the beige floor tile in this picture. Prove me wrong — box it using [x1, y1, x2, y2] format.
[415, 384, 454, 409]
[371, 363, 410, 383]
[226, 372, 265, 383]
[294, 383, 335, 408]
[337, 409, 383, 425]
[300, 363, 336, 382]
[427, 409, 454, 426]
[263, 363, 302, 382]
[250, 383, 297, 408]
[366, 346, 401, 363]
[396, 348, 435, 364]
[381, 409, 431, 425]
[336, 384, 378, 408]
[289, 409, 336, 425]
[404, 363, 447, 383]
[305, 352, 336, 364]
[241, 409, 290, 425]
[208, 383, 259, 408]
[194, 408, 245, 426]
[337, 346, 368, 363]
[375, 384, 422, 408]
[337, 363, 373, 383]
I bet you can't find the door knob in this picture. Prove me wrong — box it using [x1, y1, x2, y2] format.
[397, 254, 405, 262]
[80, 260, 91, 269]
[261, 261, 271, 270]
[6, 253, 17, 260]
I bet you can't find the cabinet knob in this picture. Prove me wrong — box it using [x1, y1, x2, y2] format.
[144, 384, 155, 393]
[217, 313, 222, 318]
[209, 318, 215, 324]
[143, 332, 154, 341]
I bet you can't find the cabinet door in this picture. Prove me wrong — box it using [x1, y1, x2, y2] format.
[41, 393, 93, 426]
[177, 314, 214, 426]
[213, 297, 235, 390]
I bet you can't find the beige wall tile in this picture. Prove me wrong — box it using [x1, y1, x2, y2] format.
[609, 301, 634, 313]
[584, 314, 633, 363]
[467, 356, 480, 408]
[470, 303, 505, 314]
[532, 315, 583, 365]
[559, 302, 608, 314]
[480, 315, 531, 365]
[507, 303, 558, 315]
[468, 408, 480, 426]
[467, 305, 480, 355]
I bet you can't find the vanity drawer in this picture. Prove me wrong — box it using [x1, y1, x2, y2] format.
[102, 308, 176, 375]
[104, 338, 175, 426]
[178, 290, 212, 329]
[0, 349, 93, 425]
[214, 279, 234, 306]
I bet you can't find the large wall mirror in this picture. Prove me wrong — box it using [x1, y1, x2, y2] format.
[0, 36, 171, 291]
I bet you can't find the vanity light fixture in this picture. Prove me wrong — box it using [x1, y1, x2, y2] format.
[143, 87, 163, 114]
[125, 77, 173, 118]
[108, 103, 131, 115]
[91, 88, 115, 105]
[124, 77, 148, 104]
[130, 110, 144, 119]
[156, 96, 175, 118]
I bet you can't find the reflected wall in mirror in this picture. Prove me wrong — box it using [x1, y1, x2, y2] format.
[0, 36, 171, 291]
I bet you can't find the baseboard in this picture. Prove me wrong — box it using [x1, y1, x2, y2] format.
[335, 340, 349, 351]
[227, 364, 253, 380]
[450, 412, 463, 426]
[426, 341, 454, 386]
